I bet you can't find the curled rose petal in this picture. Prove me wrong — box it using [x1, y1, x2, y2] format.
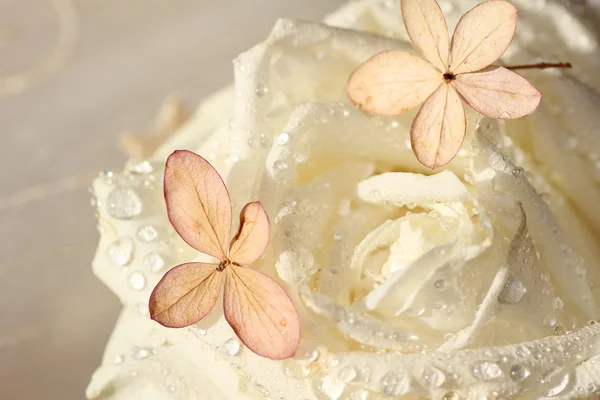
[452, 66, 542, 119]
[149, 262, 223, 328]
[164, 150, 232, 259]
[449, 0, 518, 74]
[223, 265, 300, 359]
[229, 202, 270, 265]
[346, 50, 442, 116]
[410, 84, 466, 169]
[400, 0, 450, 72]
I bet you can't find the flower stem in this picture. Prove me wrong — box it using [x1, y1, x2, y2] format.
[504, 62, 572, 71]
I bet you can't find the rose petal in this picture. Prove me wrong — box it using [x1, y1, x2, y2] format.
[452, 66, 542, 119]
[229, 202, 270, 265]
[410, 84, 466, 169]
[346, 50, 442, 116]
[149, 262, 223, 328]
[223, 265, 300, 359]
[164, 150, 232, 259]
[400, 0, 450, 72]
[449, 0, 517, 74]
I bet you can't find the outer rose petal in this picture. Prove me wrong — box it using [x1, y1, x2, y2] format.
[164, 150, 232, 259]
[411, 84, 466, 169]
[449, 0, 518, 74]
[149, 262, 223, 328]
[453, 66, 542, 119]
[346, 50, 442, 116]
[223, 265, 300, 360]
[229, 202, 270, 266]
[401, 0, 450, 72]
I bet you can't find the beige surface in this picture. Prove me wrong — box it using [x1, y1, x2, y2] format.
[0, 1, 341, 399]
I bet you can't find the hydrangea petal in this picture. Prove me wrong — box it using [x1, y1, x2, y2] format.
[346, 50, 442, 116]
[411, 84, 466, 169]
[400, 0, 450, 72]
[453, 66, 542, 119]
[449, 0, 517, 74]
[223, 265, 300, 359]
[164, 150, 232, 259]
[229, 202, 270, 266]
[149, 262, 223, 328]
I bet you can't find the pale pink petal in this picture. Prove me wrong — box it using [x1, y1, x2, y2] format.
[223, 265, 300, 359]
[346, 50, 443, 116]
[149, 262, 223, 328]
[164, 150, 231, 259]
[449, 0, 517, 74]
[229, 202, 270, 266]
[411, 84, 466, 169]
[453, 66, 542, 119]
[401, 0, 450, 72]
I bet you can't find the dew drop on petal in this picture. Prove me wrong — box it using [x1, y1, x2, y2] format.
[253, 383, 270, 397]
[106, 187, 142, 219]
[275, 132, 290, 146]
[442, 392, 460, 400]
[223, 338, 241, 356]
[137, 225, 159, 242]
[127, 271, 146, 291]
[106, 237, 135, 266]
[143, 252, 165, 273]
[421, 366, 445, 388]
[130, 346, 153, 360]
[509, 364, 531, 382]
[381, 371, 410, 396]
[498, 280, 526, 304]
[111, 355, 124, 365]
[544, 372, 570, 397]
[472, 361, 503, 381]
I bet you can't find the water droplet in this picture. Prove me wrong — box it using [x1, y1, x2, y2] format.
[421, 366, 445, 388]
[498, 279, 526, 304]
[273, 160, 288, 173]
[253, 383, 270, 397]
[318, 375, 345, 399]
[143, 252, 165, 273]
[106, 237, 134, 266]
[275, 132, 290, 146]
[305, 348, 320, 363]
[106, 187, 142, 219]
[333, 232, 343, 241]
[545, 372, 570, 397]
[338, 366, 358, 382]
[131, 346, 153, 360]
[381, 371, 409, 395]
[442, 392, 460, 400]
[190, 326, 207, 337]
[112, 354, 124, 365]
[434, 279, 447, 291]
[128, 161, 154, 174]
[255, 83, 269, 97]
[137, 225, 159, 242]
[127, 271, 146, 291]
[509, 364, 530, 382]
[472, 361, 503, 381]
[223, 338, 241, 356]
[543, 314, 557, 327]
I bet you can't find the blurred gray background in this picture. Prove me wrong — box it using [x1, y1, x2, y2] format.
[0, 1, 341, 399]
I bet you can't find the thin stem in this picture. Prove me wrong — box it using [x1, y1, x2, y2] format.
[504, 62, 572, 71]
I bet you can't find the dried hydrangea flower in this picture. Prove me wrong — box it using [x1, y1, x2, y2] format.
[346, 0, 542, 169]
[148, 150, 300, 360]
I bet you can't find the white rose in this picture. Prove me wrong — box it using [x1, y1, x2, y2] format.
[87, 1, 600, 399]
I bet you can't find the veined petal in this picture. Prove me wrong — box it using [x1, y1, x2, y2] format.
[223, 265, 300, 359]
[229, 202, 270, 265]
[346, 50, 442, 116]
[411, 84, 466, 169]
[453, 66, 542, 119]
[449, 0, 517, 74]
[149, 262, 223, 328]
[164, 150, 232, 259]
[401, 0, 450, 72]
